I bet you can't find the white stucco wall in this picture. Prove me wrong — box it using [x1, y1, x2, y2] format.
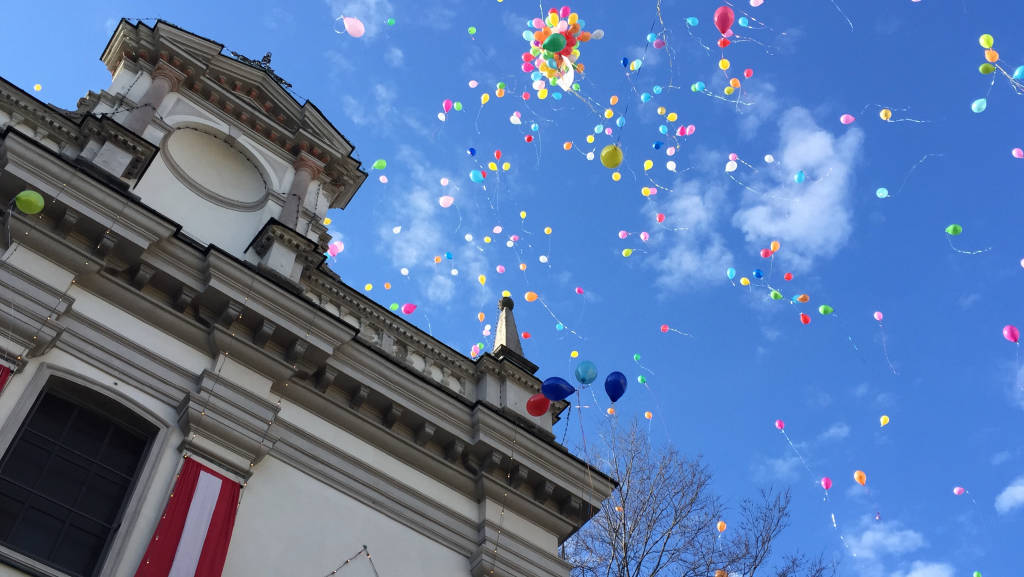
[223, 456, 471, 577]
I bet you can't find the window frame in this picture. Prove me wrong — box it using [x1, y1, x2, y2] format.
[0, 365, 171, 577]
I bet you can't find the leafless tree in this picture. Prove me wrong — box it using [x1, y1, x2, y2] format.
[564, 419, 836, 577]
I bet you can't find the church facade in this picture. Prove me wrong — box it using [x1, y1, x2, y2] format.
[0, 20, 613, 577]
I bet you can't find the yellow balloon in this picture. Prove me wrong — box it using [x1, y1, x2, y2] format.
[719, 58, 731, 71]
[478, 275, 486, 286]
[724, 86, 735, 96]
[502, 162, 511, 171]
[740, 277, 750, 286]
[657, 106, 666, 115]
[666, 112, 678, 122]
[643, 159, 653, 171]
[611, 171, 621, 181]
[568, 13, 578, 25]
[622, 248, 633, 257]
[484, 236, 492, 243]
[880, 415, 890, 427]
[488, 162, 498, 171]
[547, 12, 558, 26]
[544, 226, 553, 235]
[770, 240, 781, 252]
[604, 108, 614, 119]
[33, 84, 42, 91]
[641, 187, 651, 197]
[481, 93, 490, 105]
[538, 88, 548, 99]
[600, 144, 623, 169]
[323, 217, 332, 225]
[979, 33, 994, 49]
[501, 290, 511, 297]
[570, 350, 579, 358]
[364, 283, 373, 291]
[586, 134, 595, 143]
[880, 108, 892, 121]
[520, 210, 527, 219]
[524, 291, 539, 302]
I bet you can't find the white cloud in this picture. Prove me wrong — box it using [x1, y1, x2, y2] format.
[818, 422, 850, 442]
[847, 518, 925, 560]
[385, 47, 404, 67]
[894, 561, 955, 577]
[737, 81, 780, 139]
[995, 474, 1024, 514]
[732, 107, 864, 272]
[650, 177, 734, 290]
[327, 0, 394, 38]
[754, 454, 801, 482]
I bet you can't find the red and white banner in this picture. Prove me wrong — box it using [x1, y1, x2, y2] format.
[134, 457, 241, 577]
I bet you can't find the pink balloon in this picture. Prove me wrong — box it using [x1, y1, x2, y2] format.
[640, 231, 650, 242]
[686, 124, 696, 136]
[470, 344, 480, 357]
[400, 303, 417, 315]
[496, 265, 506, 274]
[653, 38, 666, 49]
[953, 486, 966, 496]
[559, 5, 570, 18]
[532, 18, 544, 29]
[327, 241, 344, 257]
[343, 17, 365, 38]
[1003, 324, 1020, 344]
[840, 114, 856, 125]
[618, 230, 629, 239]
[378, 175, 388, 184]
[575, 286, 584, 295]
[728, 153, 739, 161]
[440, 177, 449, 186]
[676, 125, 686, 137]
[774, 419, 785, 431]
[492, 225, 503, 234]
[821, 477, 832, 491]
[468, 80, 479, 88]
[438, 195, 454, 208]
[873, 311, 884, 322]
[666, 146, 676, 156]
[656, 213, 666, 223]
[1013, 148, 1024, 159]
[510, 234, 520, 242]
[442, 99, 453, 113]
[522, 62, 535, 73]
[750, 0, 764, 5]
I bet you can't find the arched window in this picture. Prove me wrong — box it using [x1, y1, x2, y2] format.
[0, 376, 157, 576]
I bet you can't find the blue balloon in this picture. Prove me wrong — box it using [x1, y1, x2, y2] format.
[794, 170, 806, 183]
[622, 57, 630, 68]
[686, 16, 699, 26]
[577, 20, 585, 28]
[727, 267, 736, 280]
[574, 360, 598, 385]
[971, 98, 987, 113]
[594, 124, 604, 133]
[1014, 66, 1024, 80]
[695, 81, 706, 91]
[552, 92, 563, 100]
[652, 141, 664, 150]
[616, 116, 626, 128]
[641, 92, 652, 103]
[652, 85, 663, 95]
[467, 147, 476, 156]
[659, 125, 668, 134]
[531, 122, 540, 132]
[522, 30, 533, 42]
[531, 71, 542, 81]
[469, 169, 485, 183]
[753, 268, 764, 279]
[604, 371, 628, 403]
[444, 251, 453, 260]
[555, 322, 565, 331]
[876, 187, 890, 199]
[542, 377, 575, 401]
[738, 16, 750, 27]
[646, 33, 658, 43]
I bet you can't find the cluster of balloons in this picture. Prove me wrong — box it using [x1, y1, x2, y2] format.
[528, 360, 629, 417]
[520, 6, 601, 94]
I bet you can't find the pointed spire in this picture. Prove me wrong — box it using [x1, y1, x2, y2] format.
[491, 296, 538, 374]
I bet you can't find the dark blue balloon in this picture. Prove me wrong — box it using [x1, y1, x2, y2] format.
[621, 57, 630, 68]
[542, 377, 575, 401]
[604, 371, 628, 403]
[467, 147, 476, 156]
[753, 268, 764, 279]
[652, 141, 664, 150]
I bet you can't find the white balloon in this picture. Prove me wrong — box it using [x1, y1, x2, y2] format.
[591, 29, 605, 40]
[764, 154, 775, 164]
[392, 226, 402, 234]
[725, 160, 738, 173]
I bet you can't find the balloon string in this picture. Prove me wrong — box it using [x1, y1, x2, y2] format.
[876, 321, 899, 376]
[946, 236, 991, 256]
[826, 0, 854, 31]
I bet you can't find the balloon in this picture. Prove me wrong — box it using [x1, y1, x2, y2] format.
[979, 63, 996, 75]
[371, 159, 387, 170]
[880, 108, 893, 121]
[944, 224, 963, 236]
[799, 313, 811, 325]
[660, 324, 669, 333]
[575, 286, 584, 295]
[1015, 66, 1024, 80]
[644, 411, 653, 420]
[400, 303, 417, 315]
[727, 267, 737, 280]
[874, 311, 884, 321]
[985, 49, 999, 63]
[979, 34, 994, 49]
[327, 241, 344, 257]
[481, 93, 490, 105]
[442, 99, 453, 113]
[470, 170, 486, 183]
[438, 195, 454, 208]
[973, 572, 982, 577]
[744, 68, 753, 78]
[770, 241, 781, 252]
[524, 291, 539, 303]
[796, 294, 809, 303]
[880, 415, 890, 427]
[774, 419, 785, 431]
[716, 520, 727, 533]
[467, 26, 477, 35]
[770, 290, 783, 300]
[341, 16, 365, 38]
[876, 187, 890, 199]
[686, 16, 699, 26]
[575, 360, 598, 385]
[1003, 325, 1020, 344]
[1012, 148, 1023, 159]
[783, 272, 793, 281]
[953, 486, 966, 496]
[715, 571, 727, 577]
[971, 98, 987, 113]
[738, 16, 749, 27]
[740, 277, 750, 286]
[592, 143, 623, 167]
[33, 84, 41, 91]
[713, 6, 735, 34]
[13, 190, 44, 215]
[794, 170, 806, 183]
[818, 305, 834, 315]
[604, 371, 627, 402]
[543, 33, 567, 52]
[542, 376, 575, 401]
[821, 477, 832, 491]
[526, 393, 551, 416]
[840, 114, 855, 125]
[760, 248, 773, 258]
[854, 470, 866, 486]
[718, 58, 730, 71]
[621, 248, 633, 257]
[753, 269, 764, 279]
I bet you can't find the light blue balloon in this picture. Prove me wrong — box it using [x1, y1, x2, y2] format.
[727, 267, 736, 280]
[594, 124, 604, 133]
[658, 125, 668, 134]
[631, 59, 643, 70]
[531, 122, 539, 131]
[469, 170, 485, 183]
[552, 92, 563, 100]
[531, 71, 542, 81]
[1014, 65, 1024, 80]
[577, 20, 585, 28]
[646, 33, 658, 43]
[875, 187, 890, 199]
[686, 16, 699, 26]
[794, 170, 806, 183]
[522, 30, 533, 42]
[641, 92, 652, 102]
[652, 85, 663, 94]
[971, 98, 987, 113]
[695, 81, 706, 91]
[738, 16, 750, 27]
[574, 360, 598, 385]
[616, 116, 626, 128]
[555, 322, 565, 331]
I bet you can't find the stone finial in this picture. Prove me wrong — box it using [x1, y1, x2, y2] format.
[493, 297, 522, 356]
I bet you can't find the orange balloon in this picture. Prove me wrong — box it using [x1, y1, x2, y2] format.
[533, 30, 545, 42]
[519, 263, 527, 271]
[477, 312, 485, 322]
[569, 23, 580, 35]
[524, 291, 539, 302]
[496, 88, 505, 98]
[610, 95, 619, 105]
[770, 240, 781, 252]
[644, 411, 653, 420]
[854, 470, 867, 486]
[715, 571, 728, 577]
[384, 282, 391, 290]
[606, 407, 616, 415]
[797, 294, 810, 303]
[578, 31, 591, 42]
[716, 520, 726, 533]
[729, 78, 741, 88]
[433, 256, 442, 263]
[985, 49, 999, 63]
[563, 141, 573, 151]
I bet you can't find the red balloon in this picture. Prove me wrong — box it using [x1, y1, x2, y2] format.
[494, 150, 502, 160]
[660, 324, 670, 333]
[656, 213, 666, 223]
[743, 68, 754, 78]
[521, 331, 531, 339]
[713, 6, 735, 35]
[525, 134, 534, 142]
[717, 38, 730, 48]
[783, 272, 793, 281]
[760, 248, 773, 258]
[799, 313, 811, 325]
[522, 92, 531, 100]
[526, 393, 551, 417]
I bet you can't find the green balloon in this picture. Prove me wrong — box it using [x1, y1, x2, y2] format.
[945, 224, 963, 236]
[386, 17, 396, 26]
[542, 32, 567, 53]
[637, 375, 647, 384]
[389, 303, 399, 311]
[496, 82, 506, 90]
[467, 26, 477, 35]
[973, 572, 982, 577]
[979, 63, 996, 75]
[770, 290, 783, 300]
[571, 82, 581, 91]
[818, 304, 834, 315]
[14, 190, 44, 215]
[371, 159, 387, 170]
[633, 353, 641, 361]
[600, 144, 623, 169]
[453, 101, 463, 111]
[979, 34, 994, 49]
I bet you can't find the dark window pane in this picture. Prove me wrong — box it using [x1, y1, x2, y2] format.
[37, 452, 90, 509]
[98, 432, 145, 476]
[63, 409, 109, 459]
[1, 434, 52, 486]
[52, 518, 105, 576]
[0, 482, 28, 540]
[7, 505, 62, 559]
[27, 395, 74, 439]
[77, 471, 128, 525]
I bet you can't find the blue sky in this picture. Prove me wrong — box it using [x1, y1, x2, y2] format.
[4, 0, 1024, 575]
